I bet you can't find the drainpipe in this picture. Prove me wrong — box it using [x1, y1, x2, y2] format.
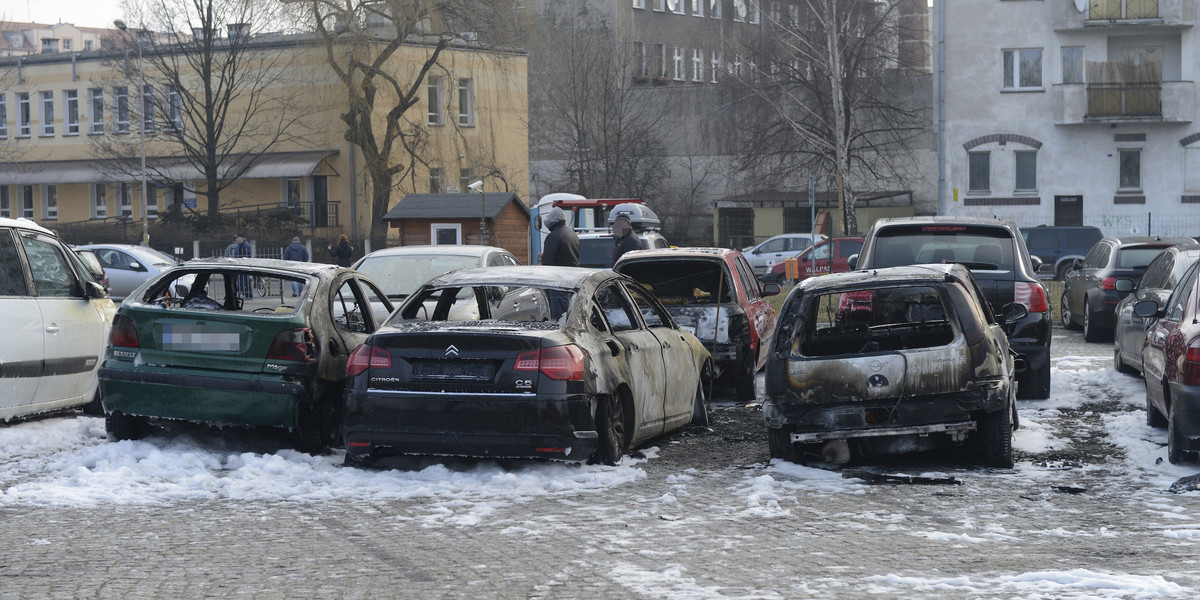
[936, 0, 946, 215]
[348, 47, 358, 241]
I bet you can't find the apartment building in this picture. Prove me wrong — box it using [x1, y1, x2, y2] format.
[0, 22, 110, 57]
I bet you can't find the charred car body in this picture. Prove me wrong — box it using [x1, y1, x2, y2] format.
[763, 264, 1023, 467]
[614, 248, 779, 402]
[341, 266, 713, 466]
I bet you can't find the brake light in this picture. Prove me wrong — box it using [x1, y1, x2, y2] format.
[1014, 282, 1048, 313]
[346, 343, 391, 376]
[921, 226, 967, 232]
[1101, 277, 1117, 291]
[1183, 340, 1200, 386]
[266, 328, 315, 362]
[514, 345, 585, 381]
[109, 314, 139, 348]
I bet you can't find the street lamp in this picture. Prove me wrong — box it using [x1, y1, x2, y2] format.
[468, 179, 488, 244]
[114, 19, 149, 247]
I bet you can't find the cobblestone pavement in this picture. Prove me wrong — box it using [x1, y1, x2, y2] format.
[2, 328, 1199, 599]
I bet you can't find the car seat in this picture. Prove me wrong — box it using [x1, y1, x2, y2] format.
[931, 249, 955, 263]
[973, 244, 1004, 268]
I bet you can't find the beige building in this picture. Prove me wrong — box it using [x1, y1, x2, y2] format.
[0, 22, 111, 57]
[0, 32, 528, 252]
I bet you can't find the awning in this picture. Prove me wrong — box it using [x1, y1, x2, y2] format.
[0, 150, 339, 186]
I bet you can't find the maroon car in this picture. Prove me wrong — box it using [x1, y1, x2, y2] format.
[764, 237, 865, 284]
[1135, 259, 1200, 463]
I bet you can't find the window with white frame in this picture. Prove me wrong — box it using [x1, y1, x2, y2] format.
[710, 0, 722, 18]
[39, 91, 54, 136]
[788, 3, 800, 25]
[1119, 149, 1141, 190]
[20, 185, 34, 218]
[1002, 48, 1043, 91]
[119, 182, 132, 216]
[284, 178, 301, 208]
[633, 0, 645, 8]
[84, 40, 92, 51]
[89, 88, 103, 134]
[166, 85, 182, 131]
[692, 49, 704, 81]
[145, 183, 158, 219]
[692, 0, 704, 16]
[1186, 148, 1200, 191]
[459, 168, 473, 193]
[666, 0, 683, 14]
[427, 77, 444, 126]
[0, 93, 6, 138]
[1061, 47, 1083, 84]
[142, 84, 155, 133]
[673, 47, 685, 80]
[653, 0, 665, 11]
[115, 87, 129, 133]
[711, 50, 722, 83]
[733, 0, 747, 22]
[65, 90, 78, 135]
[653, 43, 666, 77]
[731, 55, 744, 79]
[748, 0, 760, 23]
[91, 183, 107, 218]
[63, 38, 71, 51]
[634, 42, 647, 77]
[1015, 151, 1037, 191]
[17, 92, 30, 137]
[968, 152, 990, 192]
[429, 167, 445, 193]
[0, 187, 8, 218]
[431, 223, 462, 245]
[458, 78, 474, 126]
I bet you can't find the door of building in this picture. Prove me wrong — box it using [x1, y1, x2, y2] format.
[1055, 196, 1083, 226]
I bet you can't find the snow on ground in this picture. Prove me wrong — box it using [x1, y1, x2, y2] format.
[866, 569, 1187, 599]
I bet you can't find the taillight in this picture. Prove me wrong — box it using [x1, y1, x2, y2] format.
[1014, 282, 1048, 313]
[1101, 277, 1117, 291]
[346, 343, 391, 376]
[109, 314, 139, 348]
[266, 328, 315, 362]
[514, 345, 585, 381]
[1183, 341, 1200, 386]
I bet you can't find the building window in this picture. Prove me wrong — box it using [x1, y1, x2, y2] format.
[1003, 48, 1043, 91]
[17, 92, 30, 137]
[673, 47, 685, 80]
[84, 40, 93, 51]
[667, 0, 684, 14]
[145, 183, 157, 220]
[711, 51, 722, 83]
[1015, 151, 1037, 191]
[711, 0, 722, 18]
[733, 0, 747, 22]
[65, 90, 79, 135]
[0, 187, 8, 218]
[166, 85, 182, 131]
[653, 43, 666, 77]
[1119, 149, 1141, 190]
[633, 0, 645, 8]
[39, 91, 54, 136]
[20, 185, 34, 218]
[692, 0, 704, 16]
[119, 183, 133, 216]
[41, 38, 57, 53]
[1062, 47, 1084, 84]
[429, 167, 445, 193]
[91, 184, 107, 218]
[431, 223, 462, 245]
[115, 87, 129, 133]
[692, 49, 704, 81]
[459, 168, 473, 193]
[968, 152, 990, 192]
[89, 88, 104, 134]
[427, 77, 444, 126]
[457, 78, 474, 126]
[63, 38, 71, 51]
[653, 0, 665, 11]
[283, 178, 301, 208]
[634, 42, 647, 77]
[141, 84, 155, 133]
[0, 93, 6, 138]
[748, 0, 760, 24]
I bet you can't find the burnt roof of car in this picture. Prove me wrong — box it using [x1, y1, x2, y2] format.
[797, 263, 971, 292]
[181, 257, 343, 275]
[874, 216, 1016, 229]
[429, 265, 604, 287]
[1102, 236, 1194, 247]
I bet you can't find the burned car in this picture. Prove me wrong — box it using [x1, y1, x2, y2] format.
[99, 259, 393, 451]
[341, 266, 713, 466]
[614, 248, 779, 402]
[763, 264, 1024, 467]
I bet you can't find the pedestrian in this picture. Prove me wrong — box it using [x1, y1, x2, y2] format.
[611, 213, 642, 265]
[225, 233, 252, 298]
[541, 207, 580, 267]
[282, 236, 309, 297]
[328, 234, 353, 267]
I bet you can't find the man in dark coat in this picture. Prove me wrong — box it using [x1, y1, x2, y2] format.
[282, 237, 309, 296]
[541, 207, 579, 267]
[612, 213, 642, 265]
[225, 233, 252, 298]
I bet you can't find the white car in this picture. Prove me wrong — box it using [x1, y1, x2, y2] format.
[352, 244, 522, 320]
[742, 233, 827, 277]
[76, 244, 185, 302]
[1, 218, 114, 421]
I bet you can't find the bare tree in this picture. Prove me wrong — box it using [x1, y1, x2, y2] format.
[728, 0, 927, 234]
[93, 0, 313, 221]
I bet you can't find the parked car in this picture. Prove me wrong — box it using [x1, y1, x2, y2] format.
[77, 243, 185, 302]
[577, 231, 671, 268]
[99, 258, 393, 451]
[849, 216, 1052, 399]
[1113, 244, 1200, 376]
[1134, 259, 1200, 463]
[1060, 236, 1190, 342]
[0, 218, 114, 421]
[1020, 225, 1104, 280]
[763, 264, 1023, 466]
[73, 248, 109, 292]
[615, 247, 779, 402]
[341, 266, 713, 466]
[763, 237, 864, 284]
[353, 244, 521, 301]
[742, 233, 827, 277]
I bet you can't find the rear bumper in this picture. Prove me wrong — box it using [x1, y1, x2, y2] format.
[763, 389, 1005, 439]
[1167, 381, 1200, 453]
[342, 389, 600, 462]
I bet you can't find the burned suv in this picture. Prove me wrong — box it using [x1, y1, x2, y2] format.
[763, 264, 1023, 467]
[850, 217, 1051, 399]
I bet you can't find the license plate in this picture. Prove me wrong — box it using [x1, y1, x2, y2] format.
[162, 324, 240, 352]
[412, 359, 494, 381]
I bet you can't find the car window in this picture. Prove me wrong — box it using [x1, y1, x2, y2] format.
[623, 282, 673, 329]
[355, 254, 483, 299]
[0, 229, 29, 296]
[1116, 247, 1168, 269]
[808, 241, 832, 261]
[1140, 253, 1173, 290]
[653, 237, 669, 249]
[1164, 262, 1200, 322]
[1064, 229, 1102, 248]
[97, 249, 133, 270]
[760, 238, 786, 253]
[795, 285, 953, 356]
[1084, 244, 1111, 269]
[735, 257, 760, 300]
[1023, 228, 1056, 252]
[596, 283, 640, 332]
[331, 279, 371, 333]
[20, 232, 79, 297]
[873, 225, 1015, 270]
[1169, 252, 1200, 288]
[356, 277, 393, 326]
[838, 240, 863, 258]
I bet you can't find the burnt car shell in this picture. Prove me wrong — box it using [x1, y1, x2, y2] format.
[763, 264, 1017, 466]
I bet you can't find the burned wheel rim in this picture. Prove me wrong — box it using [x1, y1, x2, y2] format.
[596, 395, 626, 466]
[1060, 293, 1073, 329]
[1168, 409, 1190, 464]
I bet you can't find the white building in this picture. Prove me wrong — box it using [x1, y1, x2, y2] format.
[940, 0, 1199, 237]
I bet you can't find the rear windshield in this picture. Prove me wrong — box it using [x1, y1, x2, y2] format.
[389, 283, 571, 327]
[137, 270, 308, 315]
[873, 225, 1015, 270]
[617, 260, 734, 304]
[789, 285, 956, 357]
[1116, 247, 1170, 269]
[355, 254, 479, 299]
[579, 238, 613, 268]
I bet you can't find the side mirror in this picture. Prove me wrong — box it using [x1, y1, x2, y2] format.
[129, 260, 146, 272]
[533, 215, 543, 230]
[762, 282, 781, 297]
[1133, 299, 1162, 318]
[847, 254, 859, 270]
[1000, 302, 1028, 324]
[1114, 279, 1134, 293]
[83, 280, 108, 299]
[1029, 255, 1043, 272]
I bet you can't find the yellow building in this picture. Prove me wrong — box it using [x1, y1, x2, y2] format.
[0, 33, 528, 252]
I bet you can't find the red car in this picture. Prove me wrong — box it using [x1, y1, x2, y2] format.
[1135, 259, 1200, 463]
[615, 248, 779, 402]
[764, 237, 865, 284]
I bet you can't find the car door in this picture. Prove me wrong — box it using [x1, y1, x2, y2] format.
[0, 227, 43, 417]
[19, 230, 104, 406]
[734, 255, 776, 368]
[1069, 243, 1108, 320]
[749, 237, 789, 275]
[1142, 262, 1200, 415]
[325, 276, 386, 381]
[1118, 253, 1171, 366]
[95, 248, 143, 300]
[621, 281, 694, 430]
[595, 282, 667, 442]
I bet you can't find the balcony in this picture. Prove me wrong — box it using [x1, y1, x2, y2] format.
[1054, 0, 1194, 30]
[1053, 81, 1194, 124]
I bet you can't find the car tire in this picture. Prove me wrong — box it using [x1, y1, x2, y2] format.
[1060, 293, 1080, 330]
[82, 389, 104, 416]
[735, 353, 757, 404]
[1056, 263, 1071, 282]
[691, 365, 712, 427]
[977, 406, 1014, 468]
[1082, 304, 1106, 343]
[594, 393, 627, 466]
[768, 426, 797, 462]
[1146, 392, 1168, 428]
[105, 411, 147, 441]
[295, 387, 341, 454]
[1168, 408, 1192, 464]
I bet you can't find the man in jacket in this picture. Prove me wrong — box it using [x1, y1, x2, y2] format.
[225, 233, 252, 298]
[541, 207, 579, 267]
[282, 237, 309, 296]
[612, 213, 641, 264]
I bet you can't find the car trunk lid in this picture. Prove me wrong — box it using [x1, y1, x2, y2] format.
[131, 310, 309, 374]
[366, 326, 552, 394]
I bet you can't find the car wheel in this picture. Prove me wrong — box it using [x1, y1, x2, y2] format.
[295, 387, 341, 454]
[1056, 264, 1071, 281]
[105, 411, 147, 441]
[768, 426, 797, 462]
[735, 353, 757, 404]
[82, 389, 104, 416]
[1082, 304, 1106, 343]
[1060, 293, 1079, 330]
[1146, 392, 1168, 428]
[593, 393, 627, 466]
[977, 406, 1014, 468]
[1168, 408, 1192, 464]
[691, 364, 713, 427]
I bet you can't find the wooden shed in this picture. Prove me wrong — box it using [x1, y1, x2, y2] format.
[382, 192, 531, 264]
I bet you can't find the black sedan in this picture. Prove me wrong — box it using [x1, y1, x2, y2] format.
[341, 266, 714, 466]
[1113, 244, 1200, 375]
[1061, 236, 1191, 342]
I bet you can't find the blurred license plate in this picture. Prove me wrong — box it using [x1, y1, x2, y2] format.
[413, 359, 493, 381]
[162, 324, 240, 352]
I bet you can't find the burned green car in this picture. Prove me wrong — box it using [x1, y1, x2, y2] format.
[99, 258, 393, 451]
[763, 264, 1024, 467]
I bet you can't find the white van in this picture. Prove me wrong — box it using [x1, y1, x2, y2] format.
[0, 218, 115, 421]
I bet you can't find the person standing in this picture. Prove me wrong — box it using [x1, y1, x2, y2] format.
[225, 233, 252, 298]
[541, 207, 580, 267]
[282, 236, 309, 297]
[328, 234, 353, 267]
[611, 213, 642, 265]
